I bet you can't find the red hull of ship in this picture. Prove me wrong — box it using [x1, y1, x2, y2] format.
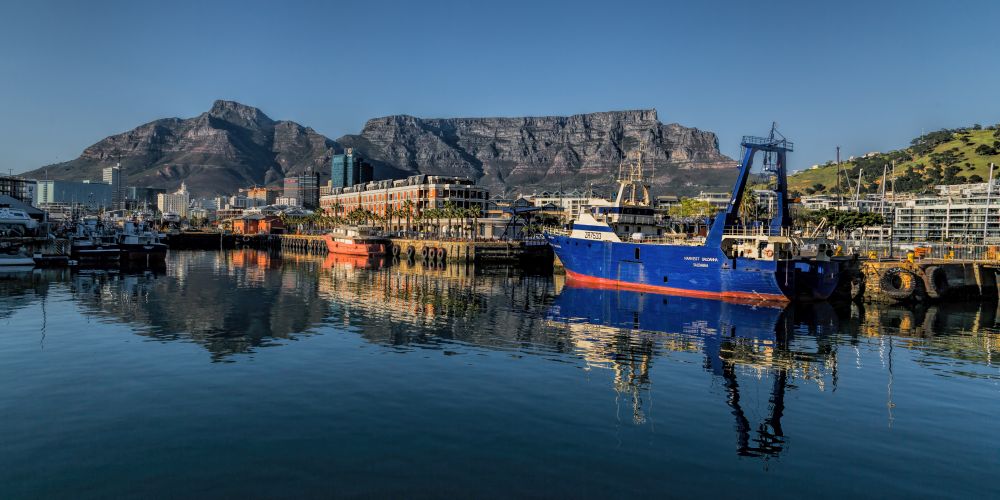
[323, 234, 386, 256]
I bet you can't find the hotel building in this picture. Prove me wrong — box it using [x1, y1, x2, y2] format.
[320, 175, 488, 223]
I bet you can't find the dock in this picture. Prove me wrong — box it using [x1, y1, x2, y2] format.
[855, 258, 1000, 303]
[271, 233, 552, 266]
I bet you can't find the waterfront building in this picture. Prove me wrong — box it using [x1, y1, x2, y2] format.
[34, 179, 113, 209]
[0, 175, 35, 204]
[331, 149, 373, 189]
[233, 214, 285, 235]
[893, 181, 1000, 242]
[157, 183, 191, 218]
[102, 165, 126, 210]
[320, 175, 488, 230]
[693, 191, 731, 210]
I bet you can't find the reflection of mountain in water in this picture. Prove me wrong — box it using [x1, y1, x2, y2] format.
[68, 250, 331, 361]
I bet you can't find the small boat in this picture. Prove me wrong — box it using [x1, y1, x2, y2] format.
[0, 206, 38, 237]
[0, 246, 35, 267]
[32, 253, 70, 267]
[116, 221, 168, 263]
[322, 226, 388, 256]
[70, 219, 121, 263]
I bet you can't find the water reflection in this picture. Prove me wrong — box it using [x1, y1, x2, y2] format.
[65, 250, 332, 361]
[547, 287, 824, 458]
[3, 250, 999, 448]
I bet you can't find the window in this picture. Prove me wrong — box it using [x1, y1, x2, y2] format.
[663, 276, 668, 283]
[634, 248, 640, 260]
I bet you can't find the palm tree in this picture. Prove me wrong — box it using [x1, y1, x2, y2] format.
[464, 206, 479, 239]
[443, 201, 459, 237]
[402, 199, 414, 234]
[739, 190, 760, 227]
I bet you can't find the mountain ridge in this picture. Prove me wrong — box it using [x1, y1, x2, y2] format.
[23, 101, 737, 197]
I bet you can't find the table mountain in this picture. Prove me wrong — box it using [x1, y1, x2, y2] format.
[340, 109, 736, 196]
[25, 102, 736, 197]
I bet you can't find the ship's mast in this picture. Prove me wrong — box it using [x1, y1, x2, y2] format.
[614, 142, 652, 207]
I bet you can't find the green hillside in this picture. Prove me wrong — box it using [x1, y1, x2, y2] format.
[789, 125, 1000, 196]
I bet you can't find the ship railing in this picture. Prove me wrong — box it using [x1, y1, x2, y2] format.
[721, 226, 794, 238]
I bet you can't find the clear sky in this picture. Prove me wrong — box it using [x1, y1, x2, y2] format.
[2, 0, 999, 174]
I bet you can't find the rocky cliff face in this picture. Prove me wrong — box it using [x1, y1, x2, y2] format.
[27, 103, 736, 197]
[340, 109, 735, 195]
[26, 100, 336, 196]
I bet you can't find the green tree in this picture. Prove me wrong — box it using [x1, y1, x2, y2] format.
[668, 198, 718, 219]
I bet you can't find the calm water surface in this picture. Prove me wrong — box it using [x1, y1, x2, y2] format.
[1, 250, 998, 498]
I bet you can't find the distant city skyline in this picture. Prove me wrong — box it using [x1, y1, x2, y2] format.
[2, 0, 999, 174]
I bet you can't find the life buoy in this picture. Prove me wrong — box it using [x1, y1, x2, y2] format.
[436, 247, 446, 261]
[763, 248, 774, 258]
[243, 236, 250, 243]
[391, 244, 400, 257]
[879, 267, 920, 301]
[922, 266, 950, 299]
[406, 246, 415, 258]
[421, 246, 429, 258]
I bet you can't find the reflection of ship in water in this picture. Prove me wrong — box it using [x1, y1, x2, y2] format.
[66, 249, 332, 361]
[547, 284, 844, 459]
[322, 253, 387, 271]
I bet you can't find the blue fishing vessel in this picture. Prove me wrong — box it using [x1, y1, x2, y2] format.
[545, 128, 841, 303]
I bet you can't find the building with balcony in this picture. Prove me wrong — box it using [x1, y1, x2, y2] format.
[893, 181, 1000, 242]
[320, 175, 488, 230]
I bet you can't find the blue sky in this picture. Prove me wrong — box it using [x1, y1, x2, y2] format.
[2, 0, 999, 174]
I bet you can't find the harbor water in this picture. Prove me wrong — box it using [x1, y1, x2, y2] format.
[1, 250, 998, 498]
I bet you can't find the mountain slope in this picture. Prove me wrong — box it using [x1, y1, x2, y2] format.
[790, 126, 1000, 195]
[24, 100, 337, 197]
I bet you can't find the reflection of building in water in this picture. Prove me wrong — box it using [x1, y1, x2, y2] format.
[547, 286, 844, 459]
[852, 301, 1000, 371]
[315, 258, 560, 350]
[66, 250, 331, 361]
